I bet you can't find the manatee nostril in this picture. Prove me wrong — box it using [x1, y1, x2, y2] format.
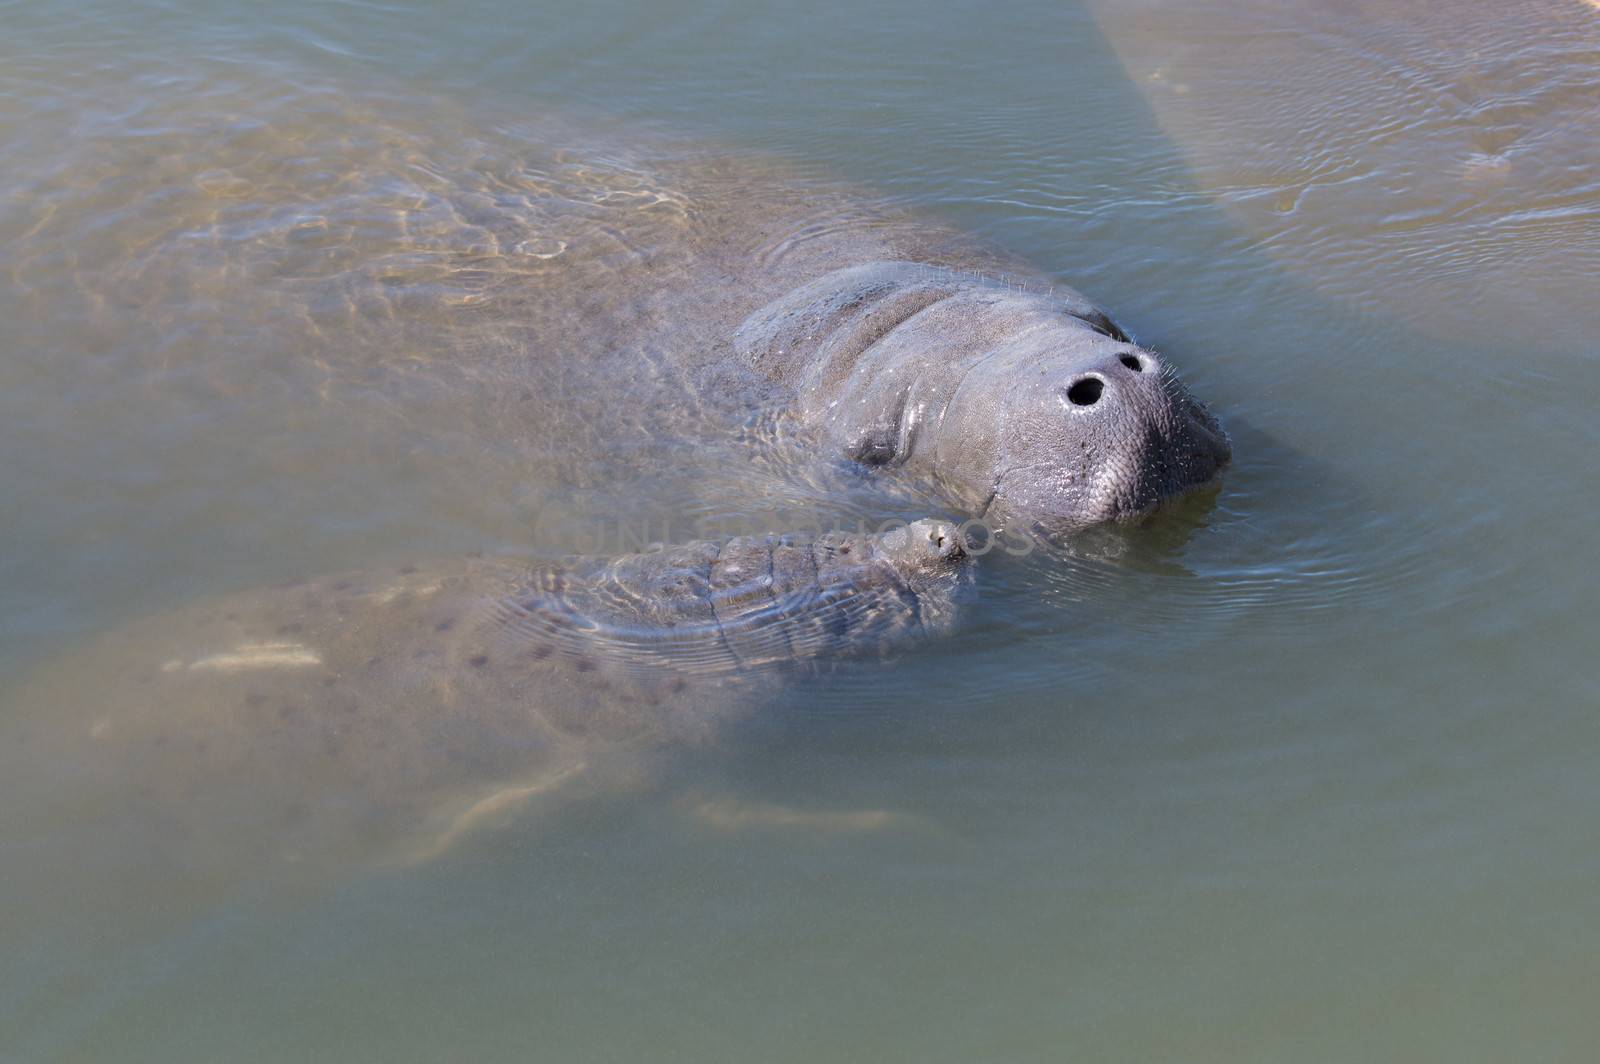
[1119, 354, 1143, 373]
[1066, 377, 1104, 407]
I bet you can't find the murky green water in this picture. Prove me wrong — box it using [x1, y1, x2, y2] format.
[3, 1, 1598, 1059]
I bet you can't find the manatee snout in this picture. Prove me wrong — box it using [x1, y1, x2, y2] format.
[879, 517, 964, 567]
[1050, 343, 1232, 524]
[937, 331, 1231, 536]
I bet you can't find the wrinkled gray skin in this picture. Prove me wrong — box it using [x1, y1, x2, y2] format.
[2, 522, 967, 884]
[737, 261, 1230, 534]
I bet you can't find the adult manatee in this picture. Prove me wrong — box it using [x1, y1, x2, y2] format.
[2, 80, 1230, 893]
[1, 521, 968, 889]
[6, 82, 1230, 539]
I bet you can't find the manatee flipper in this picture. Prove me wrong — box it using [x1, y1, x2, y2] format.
[401, 759, 589, 865]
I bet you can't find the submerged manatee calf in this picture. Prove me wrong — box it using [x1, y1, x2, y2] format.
[1, 521, 967, 880]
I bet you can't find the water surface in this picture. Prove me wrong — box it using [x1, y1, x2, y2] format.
[3, 1, 1598, 1060]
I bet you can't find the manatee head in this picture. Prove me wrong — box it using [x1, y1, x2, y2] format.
[866, 517, 970, 637]
[927, 312, 1232, 536]
[737, 262, 1231, 537]
[873, 513, 956, 557]
[875, 517, 967, 585]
